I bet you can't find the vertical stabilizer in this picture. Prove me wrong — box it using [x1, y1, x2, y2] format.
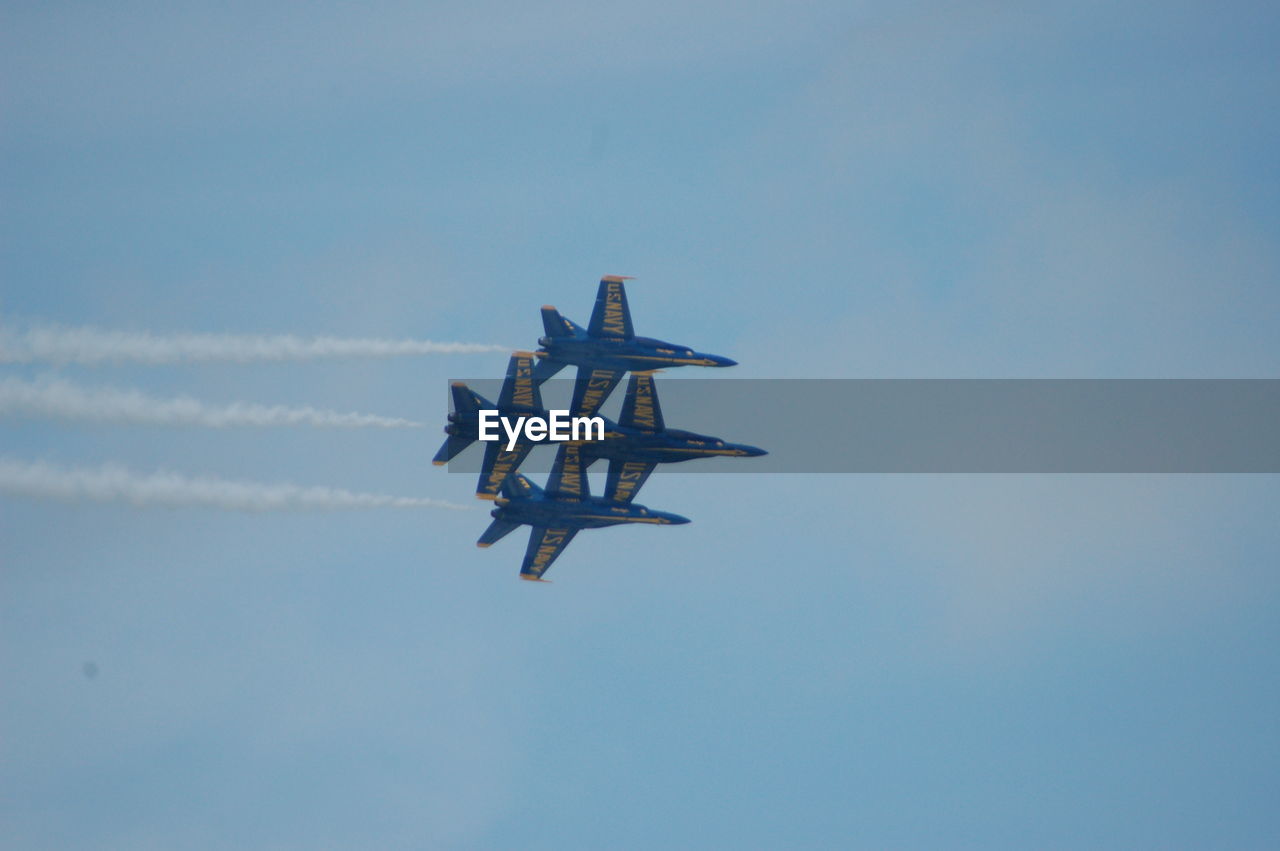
[450, 382, 492, 415]
[541, 305, 585, 338]
[498, 352, 542, 410]
[501, 471, 543, 500]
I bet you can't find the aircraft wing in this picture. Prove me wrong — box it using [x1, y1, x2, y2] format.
[604, 458, 657, 503]
[498, 352, 541, 410]
[618, 372, 664, 432]
[476, 440, 536, 499]
[570, 366, 624, 419]
[520, 526, 578, 581]
[546, 442, 589, 500]
[587, 276, 635, 339]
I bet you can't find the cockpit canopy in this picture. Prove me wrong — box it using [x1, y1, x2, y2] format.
[665, 429, 725, 447]
[634, 336, 695, 356]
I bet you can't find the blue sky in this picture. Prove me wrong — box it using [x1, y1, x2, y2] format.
[2, 2, 1278, 848]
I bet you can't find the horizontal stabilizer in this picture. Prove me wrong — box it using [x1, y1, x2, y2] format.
[432, 433, 475, 465]
[477, 517, 521, 547]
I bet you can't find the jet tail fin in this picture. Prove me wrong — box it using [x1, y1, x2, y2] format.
[618, 372, 664, 431]
[501, 471, 542, 500]
[432, 382, 493, 465]
[541, 305, 585, 338]
[450, 381, 493, 416]
[498, 352, 542, 410]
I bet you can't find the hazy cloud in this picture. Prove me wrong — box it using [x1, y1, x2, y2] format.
[0, 457, 471, 512]
[0, 324, 508, 365]
[0, 376, 423, 429]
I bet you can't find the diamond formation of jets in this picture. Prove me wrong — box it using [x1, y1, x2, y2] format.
[434, 276, 764, 581]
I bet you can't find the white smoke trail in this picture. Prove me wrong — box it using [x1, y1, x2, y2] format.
[0, 325, 508, 364]
[0, 458, 472, 512]
[0, 376, 422, 428]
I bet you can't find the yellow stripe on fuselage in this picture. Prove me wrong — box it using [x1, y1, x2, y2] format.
[652, 447, 744, 455]
[556, 514, 670, 524]
[623, 355, 717, 366]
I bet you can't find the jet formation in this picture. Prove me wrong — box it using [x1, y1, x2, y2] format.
[434, 276, 764, 581]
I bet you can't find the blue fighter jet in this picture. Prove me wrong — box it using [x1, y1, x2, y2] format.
[476, 442, 689, 581]
[432, 351, 551, 499]
[584, 372, 767, 503]
[533, 276, 738, 419]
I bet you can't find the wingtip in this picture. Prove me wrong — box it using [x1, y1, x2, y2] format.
[541, 305, 557, 311]
[520, 575, 552, 583]
[450, 381, 467, 388]
[476, 542, 491, 548]
[432, 460, 446, 467]
[602, 274, 634, 282]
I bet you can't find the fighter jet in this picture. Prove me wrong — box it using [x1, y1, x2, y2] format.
[533, 276, 738, 419]
[583, 372, 767, 503]
[476, 442, 689, 581]
[432, 351, 550, 499]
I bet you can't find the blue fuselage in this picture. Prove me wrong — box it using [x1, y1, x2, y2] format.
[584, 423, 767, 465]
[536, 334, 737, 372]
[492, 495, 689, 530]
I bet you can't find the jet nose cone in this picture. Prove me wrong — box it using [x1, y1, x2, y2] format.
[696, 353, 738, 367]
[737, 444, 768, 457]
[663, 512, 692, 525]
